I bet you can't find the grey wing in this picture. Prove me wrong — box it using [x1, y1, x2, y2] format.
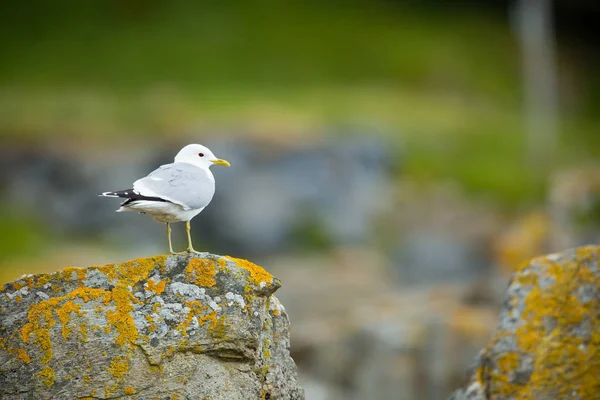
[133, 163, 215, 210]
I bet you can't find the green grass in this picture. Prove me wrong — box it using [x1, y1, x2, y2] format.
[0, 1, 518, 90]
[0, 0, 520, 137]
[0, 208, 51, 260]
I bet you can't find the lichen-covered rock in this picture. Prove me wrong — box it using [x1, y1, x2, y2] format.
[0, 254, 304, 399]
[449, 246, 600, 400]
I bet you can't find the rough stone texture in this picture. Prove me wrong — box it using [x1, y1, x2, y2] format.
[449, 246, 600, 400]
[0, 254, 304, 400]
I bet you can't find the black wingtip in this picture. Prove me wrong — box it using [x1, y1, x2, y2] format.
[99, 189, 170, 204]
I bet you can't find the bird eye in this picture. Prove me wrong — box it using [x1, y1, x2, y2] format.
[198, 153, 204, 157]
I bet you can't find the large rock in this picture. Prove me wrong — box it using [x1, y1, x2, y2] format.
[449, 246, 600, 399]
[0, 254, 304, 399]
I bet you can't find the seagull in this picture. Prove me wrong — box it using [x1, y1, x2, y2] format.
[99, 144, 230, 254]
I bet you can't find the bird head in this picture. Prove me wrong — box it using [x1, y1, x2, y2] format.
[174, 144, 231, 169]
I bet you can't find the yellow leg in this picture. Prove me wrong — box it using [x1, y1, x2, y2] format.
[167, 223, 184, 255]
[185, 221, 201, 253]
[167, 223, 175, 254]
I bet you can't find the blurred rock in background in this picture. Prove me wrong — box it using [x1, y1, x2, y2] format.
[269, 249, 499, 400]
[391, 183, 500, 286]
[202, 135, 398, 256]
[548, 165, 600, 250]
[450, 246, 600, 400]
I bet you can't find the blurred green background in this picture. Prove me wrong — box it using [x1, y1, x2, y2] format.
[1, 1, 600, 397]
[1, 0, 598, 203]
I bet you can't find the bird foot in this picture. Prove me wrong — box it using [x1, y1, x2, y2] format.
[186, 248, 204, 254]
[170, 251, 187, 255]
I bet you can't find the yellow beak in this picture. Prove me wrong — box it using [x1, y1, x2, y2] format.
[211, 159, 231, 167]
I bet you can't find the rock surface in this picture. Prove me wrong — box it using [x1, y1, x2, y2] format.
[0, 254, 304, 399]
[449, 246, 600, 400]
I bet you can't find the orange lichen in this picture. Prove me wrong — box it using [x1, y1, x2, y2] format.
[37, 365, 55, 387]
[146, 278, 167, 295]
[145, 315, 158, 333]
[14, 256, 167, 366]
[24, 276, 35, 288]
[106, 286, 139, 346]
[16, 348, 31, 363]
[176, 300, 207, 336]
[185, 258, 217, 287]
[69, 287, 109, 303]
[35, 274, 54, 288]
[76, 267, 87, 281]
[198, 311, 219, 330]
[206, 312, 229, 340]
[19, 287, 112, 363]
[105, 383, 119, 397]
[225, 256, 273, 287]
[215, 257, 228, 272]
[56, 300, 82, 339]
[497, 352, 520, 373]
[60, 266, 87, 283]
[263, 338, 271, 358]
[2, 257, 179, 394]
[5, 347, 32, 363]
[79, 322, 89, 342]
[50, 284, 62, 293]
[107, 355, 130, 380]
[15, 295, 22, 303]
[21, 300, 56, 363]
[98, 255, 167, 287]
[20, 323, 33, 342]
[514, 269, 538, 286]
[152, 301, 162, 314]
[478, 246, 600, 398]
